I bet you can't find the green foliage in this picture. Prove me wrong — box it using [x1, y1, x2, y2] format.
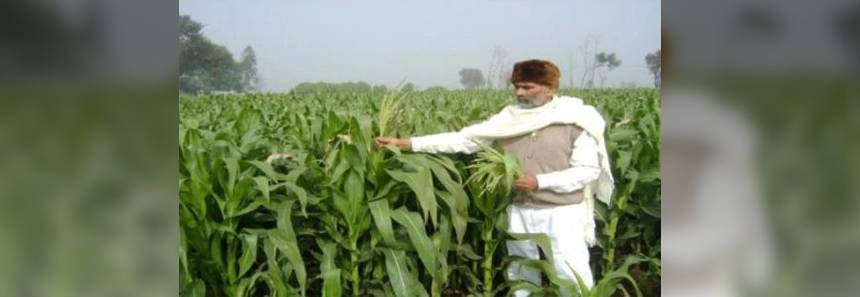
[291, 81, 372, 94]
[179, 88, 660, 296]
[594, 53, 622, 88]
[424, 86, 449, 92]
[180, 15, 259, 94]
[645, 49, 661, 88]
[458, 68, 486, 89]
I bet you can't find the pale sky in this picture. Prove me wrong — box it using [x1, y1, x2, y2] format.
[179, 0, 661, 92]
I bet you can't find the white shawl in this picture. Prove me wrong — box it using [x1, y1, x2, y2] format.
[459, 96, 615, 246]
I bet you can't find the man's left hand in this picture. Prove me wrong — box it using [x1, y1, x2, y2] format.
[513, 174, 539, 192]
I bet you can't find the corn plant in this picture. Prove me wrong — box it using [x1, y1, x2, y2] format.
[179, 87, 661, 296]
[462, 142, 520, 297]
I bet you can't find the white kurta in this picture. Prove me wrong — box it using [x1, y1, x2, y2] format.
[411, 131, 601, 193]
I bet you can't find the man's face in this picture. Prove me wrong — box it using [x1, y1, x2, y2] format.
[513, 82, 554, 108]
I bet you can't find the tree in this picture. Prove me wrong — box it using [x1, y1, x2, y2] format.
[458, 68, 485, 89]
[579, 36, 601, 88]
[353, 81, 372, 92]
[595, 52, 621, 88]
[180, 15, 213, 94]
[208, 44, 242, 92]
[179, 15, 205, 75]
[372, 85, 388, 92]
[619, 81, 637, 88]
[485, 46, 511, 89]
[402, 82, 416, 92]
[291, 81, 376, 93]
[179, 14, 259, 94]
[239, 46, 260, 91]
[424, 86, 448, 92]
[836, 5, 860, 69]
[568, 50, 576, 89]
[645, 49, 661, 88]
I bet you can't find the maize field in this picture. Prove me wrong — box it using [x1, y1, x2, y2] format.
[179, 88, 661, 297]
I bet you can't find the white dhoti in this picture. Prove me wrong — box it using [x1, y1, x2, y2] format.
[506, 202, 594, 297]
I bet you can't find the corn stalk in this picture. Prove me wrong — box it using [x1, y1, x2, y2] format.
[178, 88, 661, 296]
[465, 142, 521, 297]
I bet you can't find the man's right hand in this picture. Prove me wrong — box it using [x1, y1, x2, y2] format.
[374, 136, 412, 150]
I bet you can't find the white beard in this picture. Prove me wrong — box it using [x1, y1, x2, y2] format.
[516, 95, 550, 109]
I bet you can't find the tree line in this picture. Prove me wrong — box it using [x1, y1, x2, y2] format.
[180, 15, 260, 94]
[180, 15, 661, 93]
[459, 45, 661, 89]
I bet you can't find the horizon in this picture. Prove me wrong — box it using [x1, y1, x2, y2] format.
[179, 0, 661, 92]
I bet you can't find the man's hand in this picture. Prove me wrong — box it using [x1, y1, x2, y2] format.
[373, 136, 412, 150]
[513, 174, 539, 192]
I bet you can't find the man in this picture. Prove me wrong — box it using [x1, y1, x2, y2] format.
[374, 59, 614, 296]
[660, 31, 772, 297]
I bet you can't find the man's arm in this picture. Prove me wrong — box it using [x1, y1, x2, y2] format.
[534, 132, 601, 193]
[373, 132, 486, 154]
[375, 108, 509, 154]
[373, 136, 412, 150]
[410, 106, 514, 154]
[410, 132, 486, 154]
